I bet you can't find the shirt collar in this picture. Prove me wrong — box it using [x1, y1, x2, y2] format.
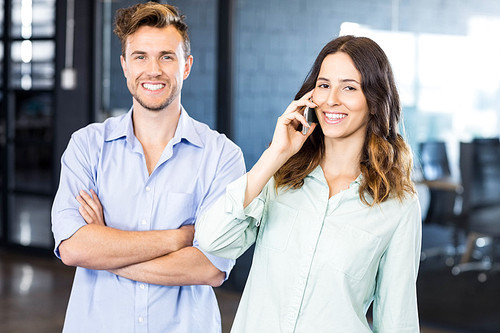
[104, 107, 134, 142]
[308, 164, 325, 181]
[103, 106, 204, 148]
[308, 164, 362, 186]
[174, 106, 204, 148]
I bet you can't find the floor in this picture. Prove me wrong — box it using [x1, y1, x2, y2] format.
[0, 247, 482, 333]
[416, 225, 500, 333]
[2, 184, 498, 332]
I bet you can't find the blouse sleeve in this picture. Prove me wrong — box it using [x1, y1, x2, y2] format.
[372, 196, 422, 333]
[196, 173, 269, 260]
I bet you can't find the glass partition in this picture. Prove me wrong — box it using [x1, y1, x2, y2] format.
[13, 91, 52, 192]
[9, 194, 52, 248]
[10, 0, 55, 38]
[10, 39, 55, 89]
[1, 0, 56, 250]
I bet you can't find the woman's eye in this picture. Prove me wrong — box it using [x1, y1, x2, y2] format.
[318, 83, 329, 89]
[344, 86, 356, 91]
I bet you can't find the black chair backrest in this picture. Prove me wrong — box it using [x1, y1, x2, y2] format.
[460, 138, 500, 212]
[419, 141, 457, 224]
[419, 141, 451, 181]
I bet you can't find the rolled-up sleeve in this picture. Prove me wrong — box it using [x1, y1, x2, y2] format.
[192, 139, 246, 278]
[51, 131, 97, 259]
[196, 174, 269, 260]
[372, 196, 422, 332]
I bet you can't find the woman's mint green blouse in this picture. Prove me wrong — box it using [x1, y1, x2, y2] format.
[197, 166, 422, 333]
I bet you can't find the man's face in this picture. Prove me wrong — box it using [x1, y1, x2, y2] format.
[120, 25, 193, 112]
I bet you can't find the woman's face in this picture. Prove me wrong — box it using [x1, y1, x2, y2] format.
[312, 52, 369, 143]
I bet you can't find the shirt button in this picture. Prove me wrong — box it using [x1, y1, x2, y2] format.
[140, 284, 145, 289]
[141, 219, 147, 225]
[138, 316, 144, 323]
[145, 186, 151, 192]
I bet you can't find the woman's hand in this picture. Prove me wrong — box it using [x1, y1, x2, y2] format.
[242, 90, 318, 207]
[268, 89, 318, 159]
[76, 189, 106, 226]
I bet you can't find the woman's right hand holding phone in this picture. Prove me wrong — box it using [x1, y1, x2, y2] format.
[243, 90, 317, 207]
[268, 90, 318, 160]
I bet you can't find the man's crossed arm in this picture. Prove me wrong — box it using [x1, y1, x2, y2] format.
[58, 189, 225, 287]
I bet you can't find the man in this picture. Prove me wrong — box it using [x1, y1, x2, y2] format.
[51, 2, 245, 332]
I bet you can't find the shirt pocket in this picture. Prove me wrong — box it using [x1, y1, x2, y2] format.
[327, 224, 381, 281]
[164, 192, 196, 226]
[257, 201, 298, 252]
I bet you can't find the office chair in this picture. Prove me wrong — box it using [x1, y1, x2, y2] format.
[418, 141, 464, 265]
[452, 138, 500, 282]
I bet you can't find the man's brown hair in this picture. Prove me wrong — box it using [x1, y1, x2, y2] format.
[114, 1, 190, 58]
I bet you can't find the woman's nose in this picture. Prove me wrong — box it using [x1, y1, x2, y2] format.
[327, 88, 339, 106]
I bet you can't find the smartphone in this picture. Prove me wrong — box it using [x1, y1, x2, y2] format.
[301, 106, 318, 135]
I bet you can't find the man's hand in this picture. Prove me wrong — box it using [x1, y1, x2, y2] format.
[70, 189, 195, 271]
[76, 188, 194, 250]
[77, 189, 106, 226]
[174, 225, 195, 250]
[108, 246, 225, 287]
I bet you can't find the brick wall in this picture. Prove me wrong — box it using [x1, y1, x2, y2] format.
[157, 0, 500, 291]
[108, 0, 500, 169]
[233, 0, 500, 168]
[169, 0, 217, 127]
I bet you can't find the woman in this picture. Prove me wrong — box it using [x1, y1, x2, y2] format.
[196, 35, 421, 332]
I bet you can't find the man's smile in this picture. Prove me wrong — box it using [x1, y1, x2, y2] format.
[142, 83, 166, 91]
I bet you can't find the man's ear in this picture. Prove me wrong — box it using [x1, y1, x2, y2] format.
[120, 55, 128, 78]
[183, 55, 193, 80]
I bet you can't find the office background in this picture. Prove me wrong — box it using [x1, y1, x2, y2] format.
[1, 0, 500, 332]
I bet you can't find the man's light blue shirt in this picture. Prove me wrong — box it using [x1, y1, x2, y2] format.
[51, 107, 246, 333]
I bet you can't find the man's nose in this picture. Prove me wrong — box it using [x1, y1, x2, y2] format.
[147, 59, 162, 76]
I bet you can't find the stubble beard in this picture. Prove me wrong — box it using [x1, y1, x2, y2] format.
[131, 79, 180, 112]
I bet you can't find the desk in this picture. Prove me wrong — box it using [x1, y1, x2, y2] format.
[419, 178, 462, 193]
[417, 178, 462, 225]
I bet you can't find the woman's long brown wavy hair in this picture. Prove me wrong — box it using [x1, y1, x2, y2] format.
[274, 35, 415, 205]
